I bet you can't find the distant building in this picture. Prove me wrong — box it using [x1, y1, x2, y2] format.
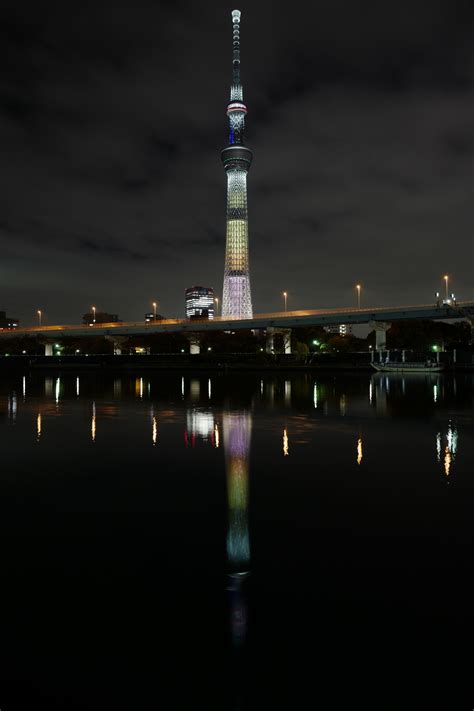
[324, 324, 353, 337]
[145, 312, 165, 323]
[82, 312, 121, 325]
[185, 286, 215, 320]
[0, 310, 19, 330]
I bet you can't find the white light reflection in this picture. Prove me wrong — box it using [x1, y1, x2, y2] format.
[369, 381, 373, 404]
[433, 384, 438, 403]
[339, 394, 346, 417]
[437, 422, 458, 477]
[181, 377, 185, 398]
[186, 409, 215, 442]
[22, 376, 26, 400]
[357, 438, 363, 465]
[208, 378, 212, 400]
[36, 413, 42, 442]
[8, 394, 17, 422]
[76, 377, 80, 397]
[190, 379, 200, 401]
[152, 416, 157, 446]
[113, 379, 122, 398]
[313, 383, 318, 409]
[214, 422, 220, 448]
[283, 428, 289, 456]
[55, 377, 61, 405]
[447, 422, 458, 457]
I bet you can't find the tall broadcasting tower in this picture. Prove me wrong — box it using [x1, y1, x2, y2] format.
[221, 9, 253, 318]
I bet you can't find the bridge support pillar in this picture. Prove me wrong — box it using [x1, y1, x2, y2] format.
[188, 336, 201, 355]
[369, 321, 391, 351]
[39, 341, 54, 356]
[283, 329, 292, 354]
[467, 317, 474, 344]
[105, 335, 127, 355]
[266, 328, 292, 354]
[265, 329, 274, 354]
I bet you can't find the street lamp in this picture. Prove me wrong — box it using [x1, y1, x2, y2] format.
[443, 275, 449, 301]
[283, 291, 287, 312]
[152, 301, 157, 320]
[356, 284, 361, 309]
[92, 305, 96, 324]
[37, 310, 42, 327]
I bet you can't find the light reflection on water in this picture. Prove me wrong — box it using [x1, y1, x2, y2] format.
[0, 371, 473, 706]
[0, 373, 471, 479]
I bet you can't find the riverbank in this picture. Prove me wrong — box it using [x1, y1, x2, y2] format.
[0, 352, 472, 372]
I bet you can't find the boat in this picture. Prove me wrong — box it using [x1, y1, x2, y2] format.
[371, 361, 445, 373]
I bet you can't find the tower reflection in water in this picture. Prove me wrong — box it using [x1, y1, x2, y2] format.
[223, 410, 252, 660]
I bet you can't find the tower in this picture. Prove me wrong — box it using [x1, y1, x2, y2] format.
[221, 9, 253, 319]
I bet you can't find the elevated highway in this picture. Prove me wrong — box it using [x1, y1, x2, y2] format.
[1, 301, 473, 353]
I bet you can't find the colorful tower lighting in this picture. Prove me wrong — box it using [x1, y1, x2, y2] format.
[221, 9, 253, 319]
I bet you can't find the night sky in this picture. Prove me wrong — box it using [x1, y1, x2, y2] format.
[1, 0, 473, 325]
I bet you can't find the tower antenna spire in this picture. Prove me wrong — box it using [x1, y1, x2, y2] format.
[231, 9, 241, 85]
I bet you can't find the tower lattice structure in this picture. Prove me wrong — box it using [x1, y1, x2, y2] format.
[221, 9, 253, 319]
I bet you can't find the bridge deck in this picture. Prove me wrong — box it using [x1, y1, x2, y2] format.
[0, 302, 473, 339]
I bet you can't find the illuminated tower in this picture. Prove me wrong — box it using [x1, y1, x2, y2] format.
[221, 9, 253, 319]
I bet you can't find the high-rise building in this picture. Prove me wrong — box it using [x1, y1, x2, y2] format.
[324, 324, 353, 337]
[0, 310, 19, 330]
[221, 9, 253, 319]
[185, 286, 215, 320]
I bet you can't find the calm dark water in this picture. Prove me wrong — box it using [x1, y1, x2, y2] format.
[0, 371, 473, 709]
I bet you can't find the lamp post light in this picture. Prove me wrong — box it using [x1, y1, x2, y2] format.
[356, 284, 361, 309]
[443, 275, 449, 301]
[283, 291, 287, 312]
[152, 301, 157, 320]
[92, 306, 96, 324]
[37, 310, 42, 327]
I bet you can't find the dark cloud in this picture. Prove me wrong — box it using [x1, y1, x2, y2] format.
[0, 0, 473, 323]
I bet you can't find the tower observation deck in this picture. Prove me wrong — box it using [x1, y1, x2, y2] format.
[221, 9, 253, 319]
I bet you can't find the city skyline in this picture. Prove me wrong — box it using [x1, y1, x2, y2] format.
[1, 1, 473, 325]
